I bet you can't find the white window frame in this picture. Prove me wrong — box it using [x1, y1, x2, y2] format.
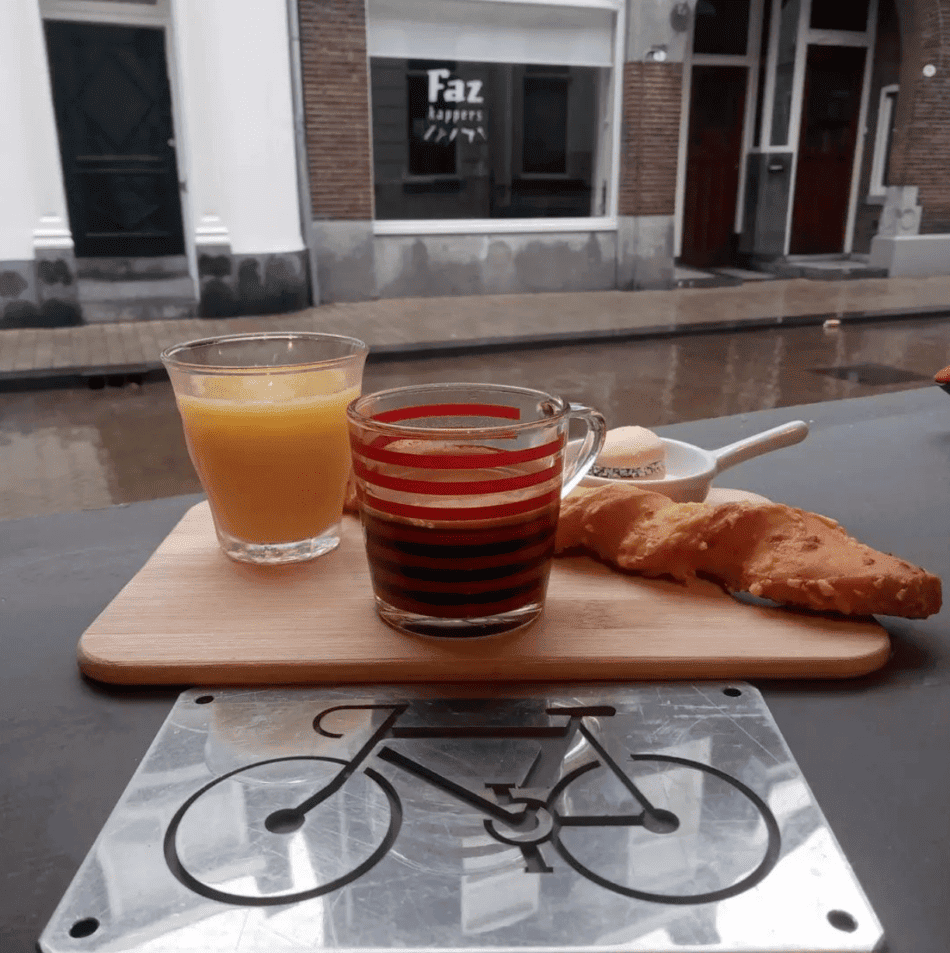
[868, 83, 898, 200]
[370, 0, 624, 236]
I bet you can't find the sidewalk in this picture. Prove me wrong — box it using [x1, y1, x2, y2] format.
[3, 275, 950, 385]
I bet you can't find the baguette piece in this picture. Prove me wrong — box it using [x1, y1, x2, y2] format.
[555, 483, 942, 618]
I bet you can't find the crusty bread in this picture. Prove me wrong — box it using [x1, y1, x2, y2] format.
[935, 364, 950, 384]
[555, 483, 942, 618]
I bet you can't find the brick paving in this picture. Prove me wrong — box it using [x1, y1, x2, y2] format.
[2, 275, 950, 383]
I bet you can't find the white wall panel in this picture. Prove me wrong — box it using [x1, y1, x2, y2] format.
[0, 0, 72, 258]
[172, 0, 303, 254]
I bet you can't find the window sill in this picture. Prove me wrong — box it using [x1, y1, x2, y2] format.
[373, 217, 617, 236]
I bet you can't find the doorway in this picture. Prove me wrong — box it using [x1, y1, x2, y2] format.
[681, 65, 748, 268]
[790, 45, 867, 254]
[44, 20, 185, 258]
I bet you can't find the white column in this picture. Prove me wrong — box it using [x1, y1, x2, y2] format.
[0, 0, 73, 260]
[170, 0, 304, 255]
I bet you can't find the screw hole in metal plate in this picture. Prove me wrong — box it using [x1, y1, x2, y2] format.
[195, 695, 214, 705]
[69, 918, 99, 938]
[723, 687, 743, 697]
[828, 909, 859, 932]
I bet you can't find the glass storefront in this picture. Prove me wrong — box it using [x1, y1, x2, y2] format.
[365, 0, 618, 225]
[371, 58, 603, 220]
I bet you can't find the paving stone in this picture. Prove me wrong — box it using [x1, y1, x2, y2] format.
[11, 329, 39, 372]
[134, 323, 162, 365]
[71, 325, 94, 369]
[119, 326, 145, 366]
[0, 333, 18, 372]
[88, 324, 111, 371]
[61, 327, 82, 368]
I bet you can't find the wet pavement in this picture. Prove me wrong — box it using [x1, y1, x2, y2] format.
[2, 315, 948, 523]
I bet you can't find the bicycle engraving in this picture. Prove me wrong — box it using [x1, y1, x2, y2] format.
[164, 703, 781, 907]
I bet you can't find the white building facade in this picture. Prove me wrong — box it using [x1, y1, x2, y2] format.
[0, 0, 310, 325]
[2, 0, 948, 326]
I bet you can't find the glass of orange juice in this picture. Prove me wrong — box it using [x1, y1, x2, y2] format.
[161, 332, 368, 564]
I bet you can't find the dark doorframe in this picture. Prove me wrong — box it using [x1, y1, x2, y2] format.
[44, 20, 185, 258]
[681, 65, 748, 268]
[790, 45, 867, 254]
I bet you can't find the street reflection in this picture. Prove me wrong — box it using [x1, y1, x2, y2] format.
[3, 316, 947, 521]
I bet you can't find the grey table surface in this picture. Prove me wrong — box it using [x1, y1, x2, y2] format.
[2, 386, 948, 952]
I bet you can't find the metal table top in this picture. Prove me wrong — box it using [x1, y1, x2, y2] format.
[2, 387, 948, 952]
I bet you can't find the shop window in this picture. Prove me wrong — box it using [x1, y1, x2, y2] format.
[407, 68, 457, 176]
[869, 85, 898, 198]
[693, 0, 751, 56]
[810, 0, 870, 32]
[371, 58, 601, 221]
[522, 74, 569, 175]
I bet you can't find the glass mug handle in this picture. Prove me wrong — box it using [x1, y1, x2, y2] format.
[561, 403, 607, 497]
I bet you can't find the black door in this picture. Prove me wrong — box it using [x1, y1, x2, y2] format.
[44, 21, 185, 257]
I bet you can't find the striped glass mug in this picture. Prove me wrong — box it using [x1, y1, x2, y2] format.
[347, 383, 606, 638]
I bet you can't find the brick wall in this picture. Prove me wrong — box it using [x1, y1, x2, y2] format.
[890, 0, 950, 231]
[618, 62, 683, 217]
[298, 0, 374, 220]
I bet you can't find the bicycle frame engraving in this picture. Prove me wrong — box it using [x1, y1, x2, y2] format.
[165, 702, 781, 906]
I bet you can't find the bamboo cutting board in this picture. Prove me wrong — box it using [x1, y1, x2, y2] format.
[77, 501, 891, 685]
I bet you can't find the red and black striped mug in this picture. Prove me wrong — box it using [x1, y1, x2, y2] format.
[347, 383, 606, 638]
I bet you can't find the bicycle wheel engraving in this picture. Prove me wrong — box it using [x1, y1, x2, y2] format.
[164, 756, 401, 906]
[549, 754, 781, 904]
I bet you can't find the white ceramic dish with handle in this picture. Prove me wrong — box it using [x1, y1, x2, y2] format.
[573, 420, 809, 503]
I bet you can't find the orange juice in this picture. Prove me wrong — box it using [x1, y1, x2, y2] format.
[176, 374, 360, 544]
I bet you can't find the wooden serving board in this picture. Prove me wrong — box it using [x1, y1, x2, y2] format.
[77, 501, 891, 685]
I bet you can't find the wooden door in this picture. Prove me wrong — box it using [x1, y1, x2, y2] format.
[681, 66, 748, 268]
[790, 45, 866, 254]
[44, 21, 185, 258]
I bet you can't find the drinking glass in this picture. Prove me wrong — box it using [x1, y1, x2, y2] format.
[162, 332, 368, 564]
[347, 382, 606, 637]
